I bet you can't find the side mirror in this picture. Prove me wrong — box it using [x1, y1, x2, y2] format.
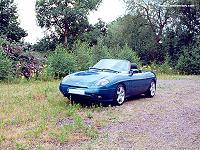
[129, 69, 139, 76]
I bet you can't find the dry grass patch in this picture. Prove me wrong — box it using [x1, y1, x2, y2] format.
[0, 80, 102, 149]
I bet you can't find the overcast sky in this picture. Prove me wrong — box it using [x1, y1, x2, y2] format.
[14, 0, 126, 44]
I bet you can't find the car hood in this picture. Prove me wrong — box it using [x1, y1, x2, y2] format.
[62, 71, 115, 87]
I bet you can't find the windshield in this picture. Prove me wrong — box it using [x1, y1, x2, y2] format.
[92, 59, 130, 73]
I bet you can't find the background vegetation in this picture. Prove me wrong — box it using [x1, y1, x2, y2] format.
[0, 0, 200, 81]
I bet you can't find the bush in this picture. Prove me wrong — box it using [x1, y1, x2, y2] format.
[48, 45, 77, 78]
[92, 39, 113, 63]
[0, 50, 13, 80]
[73, 41, 94, 71]
[141, 63, 175, 75]
[0, 37, 9, 46]
[115, 44, 141, 66]
[176, 45, 200, 75]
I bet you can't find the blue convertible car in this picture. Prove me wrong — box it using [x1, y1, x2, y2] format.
[59, 59, 156, 105]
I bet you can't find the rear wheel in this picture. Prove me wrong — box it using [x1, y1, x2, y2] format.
[114, 84, 126, 105]
[145, 80, 156, 97]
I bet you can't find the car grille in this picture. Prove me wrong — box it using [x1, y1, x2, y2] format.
[67, 85, 88, 89]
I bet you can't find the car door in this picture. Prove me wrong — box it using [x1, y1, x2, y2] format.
[129, 72, 147, 96]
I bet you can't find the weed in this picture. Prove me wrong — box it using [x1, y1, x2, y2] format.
[85, 126, 98, 139]
[25, 121, 47, 138]
[74, 116, 84, 129]
[15, 143, 28, 150]
[87, 111, 93, 119]
[95, 104, 103, 112]
[35, 144, 41, 150]
[0, 134, 5, 143]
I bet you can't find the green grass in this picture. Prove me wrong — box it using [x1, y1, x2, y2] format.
[0, 80, 101, 149]
[157, 74, 200, 80]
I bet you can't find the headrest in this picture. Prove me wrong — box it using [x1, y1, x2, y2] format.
[131, 63, 138, 69]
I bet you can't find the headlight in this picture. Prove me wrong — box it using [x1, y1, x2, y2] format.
[96, 79, 109, 86]
[62, 75, 70, 83]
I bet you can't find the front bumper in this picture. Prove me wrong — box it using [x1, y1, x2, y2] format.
[59, 83, 115, 102]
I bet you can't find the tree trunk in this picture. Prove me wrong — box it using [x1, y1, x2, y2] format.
[64, 24, 68, 47]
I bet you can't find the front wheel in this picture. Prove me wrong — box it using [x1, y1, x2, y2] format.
[145, 80, 156, 98]
[114, 84, 126, 105]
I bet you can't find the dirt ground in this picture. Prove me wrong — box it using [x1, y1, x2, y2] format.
[64, 78, 200, 150]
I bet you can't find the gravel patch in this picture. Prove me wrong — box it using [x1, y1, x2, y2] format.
[69, 79, 200, 149]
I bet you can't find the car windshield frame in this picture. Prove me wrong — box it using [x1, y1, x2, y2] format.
[91, 59, 130, 73]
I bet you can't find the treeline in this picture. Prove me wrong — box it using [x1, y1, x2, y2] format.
[0, 0, 200, 80]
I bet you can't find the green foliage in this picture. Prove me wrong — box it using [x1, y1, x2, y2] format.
[115, 44, 141, 66]
[34, 65, 54, 81]
[33, 35, 58, 52]
[73, 41, 94, 71]
[35, 0, 102, 46]
[103, 14, 160, 64]
[78, 19, 107, 46]
[0, 50, 13, 80]
[176, 44, 200, 75]
[172, 0, 200, 44]
[0, 37, 9, 46]
[0, 0, 27, 41]
[141, 63, 175, 75]
[0, 134, 5, 143]
[92, 39, 113, 63]
[0, 38, 46, 80]
[48, 45, 77, 78]
[159, 61, 175, 75]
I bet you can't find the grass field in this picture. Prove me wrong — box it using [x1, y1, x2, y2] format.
[0, 75, 199, 149]
[0, 80, 109, 149]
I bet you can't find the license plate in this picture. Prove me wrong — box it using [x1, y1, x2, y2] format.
[68, 89, 85, 95]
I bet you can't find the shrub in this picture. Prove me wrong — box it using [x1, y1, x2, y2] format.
[0, 50, 13, 80]
[48, 45, 77, 78]
[0, 37, 9, 46]
[115, 44, 141, 66]
[176, 45, 200, 75]
[73, 41, 94, 71]
[35, 65, 54, 81]
[0, 37, 46, 79]
[159, 61, 175, 74]
[91, 39, 113, 63]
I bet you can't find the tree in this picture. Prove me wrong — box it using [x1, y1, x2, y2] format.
[124, 0, 176, 44]
[35, 0, 102, 46]
[172, 0, 200, 45]
[103, 14, 164, 64]
[0, 0, 27, 42]
[78, 19, 108, 46]
[33, 34, 58, 52]
[176, 41, 200, 75]
[162, 0, 200, 66]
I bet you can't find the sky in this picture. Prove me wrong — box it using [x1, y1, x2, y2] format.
[14, 0, 126, 44]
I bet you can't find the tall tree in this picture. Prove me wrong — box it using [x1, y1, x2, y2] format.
[172, 0, 200, 45]
[35, 0, 102, 46]
[124, 0, 176, 44]
[0, 0, 27, 42]
[78, 19, 108, 46]
[104, 14, 164, 63]
[163, 0, 200, 66]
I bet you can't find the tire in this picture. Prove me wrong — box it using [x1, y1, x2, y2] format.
[114, 84, 126, 105]
[145, 80, 156, 98]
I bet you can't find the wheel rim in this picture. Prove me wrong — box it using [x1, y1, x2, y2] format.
[116, 85, 125, 104]
[150, 82, 156, 96]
